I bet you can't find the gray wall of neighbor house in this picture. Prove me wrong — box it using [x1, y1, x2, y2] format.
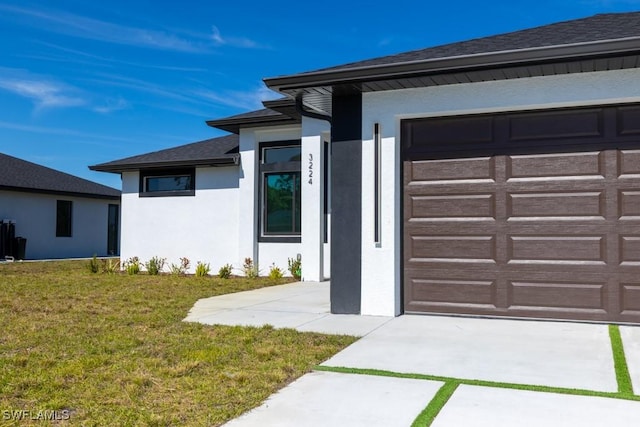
[0, 190, 119, 259]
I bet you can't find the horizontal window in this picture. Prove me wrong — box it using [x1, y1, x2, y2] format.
[139, 168, 195, 197]
[263, 146, 302, 164]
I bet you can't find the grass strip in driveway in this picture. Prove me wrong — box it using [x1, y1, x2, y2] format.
[314, 365, 640, 401]
[411, 382, 458, 427]
[609, 324, 634, 395]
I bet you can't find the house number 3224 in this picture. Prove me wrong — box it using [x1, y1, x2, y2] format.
[308, 153, 313, 185]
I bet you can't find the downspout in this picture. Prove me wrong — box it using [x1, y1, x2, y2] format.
[295, 96, 332, 123]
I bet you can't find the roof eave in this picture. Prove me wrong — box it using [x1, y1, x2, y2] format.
[264, 37, 640, 91]
[206, 115, 300, 134]
[0, 185, 120, 200]
[90, 156, 240, 173]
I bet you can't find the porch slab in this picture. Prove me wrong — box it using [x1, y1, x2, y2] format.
[223, 371, 443, 427]
[193, 309, 327, 329]
[184, 281, 393, 336]
[620, 326, 640, 394]
[431, 385, 640, 427]
[322, 315, 617, 392]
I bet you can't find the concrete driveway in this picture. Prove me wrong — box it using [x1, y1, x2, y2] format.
[185, 281, 640, 426]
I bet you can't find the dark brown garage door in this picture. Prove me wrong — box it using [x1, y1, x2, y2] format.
[402, 105, 640, 323]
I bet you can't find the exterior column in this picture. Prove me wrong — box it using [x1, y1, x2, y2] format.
[330, 92, 362, 314]
[301, 117, 328, 281]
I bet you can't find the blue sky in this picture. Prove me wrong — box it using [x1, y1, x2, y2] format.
[1, 0, 639, 189]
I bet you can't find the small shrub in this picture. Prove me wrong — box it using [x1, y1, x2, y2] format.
[242, 257, 259, 279]
[268, 264, 284, 280]
[88, 255, 100, 274]
[145, 256, 166, 275]
[170, 257, 191, 276]
[288, 255, 302, 280]
[124, 257, 140, 275]
[195, 262, 210, 277]
[218, 263, 233, 279]
[102, 258, 120, 275]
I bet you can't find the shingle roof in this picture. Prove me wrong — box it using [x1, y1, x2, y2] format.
[0, 153, 120, 199]
[311, 13, 640, 73]
[264, 12, 640, 114]
[90, 134, 240, 172]
[206, 102, 300, 134]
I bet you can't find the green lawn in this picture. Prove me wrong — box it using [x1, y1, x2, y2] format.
[0, 260, 356, 426]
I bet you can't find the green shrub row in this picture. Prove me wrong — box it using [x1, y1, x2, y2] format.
[88, 255, 302, 280]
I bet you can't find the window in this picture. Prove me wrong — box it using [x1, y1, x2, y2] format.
[107, 204, 119, 255]
[56, 200, 72, 237]
[139, 168, 195, 197]
[260, 141, 301, 241]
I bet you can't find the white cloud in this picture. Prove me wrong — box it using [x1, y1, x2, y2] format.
[195, 85, 281, 111]
[0, 77, 86, 110]
[0, 120, 137, 144]
[93, 97, 129, 114]
[0, 5, 267, 53]
[210, 25, 263, 49]
[29, 42, 210, 72]
[0, 4, 206, 53]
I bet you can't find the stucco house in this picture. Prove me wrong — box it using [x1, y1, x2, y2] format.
[0, 153, 120, 260]
[92, 13, 640, 323]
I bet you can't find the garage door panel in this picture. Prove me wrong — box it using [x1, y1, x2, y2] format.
[507, 280, 607, 311]
[507, 192, 605, 218]
[409, 157, 495, 182]
[409, 235, 497, 262]
[409, 194, 496, 219]
[618, 149, 640, 176]
[508, 109, 603, 142]
[619, 190, 640, 217]
[403, 106, 640, 323]
[617, 106, 640, 136]
[507, 235, 606, 264]
[619, 279, 640, 316]
[405, 271, 500, 313]
[506, 151, 605, 179]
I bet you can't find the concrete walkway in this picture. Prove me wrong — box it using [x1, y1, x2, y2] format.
[185, 281, 393, 336]
[184, 282, 640, 426]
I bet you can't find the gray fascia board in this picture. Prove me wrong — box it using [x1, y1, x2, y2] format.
[206, 114, 300, 133]
[89, 157, 239, 173]
[264, 37, 640, 91]
[0, 185, 120, 200]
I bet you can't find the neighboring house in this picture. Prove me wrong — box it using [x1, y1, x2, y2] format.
[0, 153, 121, 260]
[92, 13, 640, 324]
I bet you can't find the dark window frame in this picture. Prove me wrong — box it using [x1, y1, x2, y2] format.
[259, 140, 301, 243]
[107, 204, 119, 255]
[56, 200, 73, 237]
[139, 168, 195, 197]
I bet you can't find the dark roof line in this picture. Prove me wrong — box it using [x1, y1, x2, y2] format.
[206, 99, 300, 134]
[90, 134, 240, 173]
[0, 153, 120, 199]
[265, 36, 640, 91]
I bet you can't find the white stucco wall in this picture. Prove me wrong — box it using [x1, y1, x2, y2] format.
[361, 67, 640, 316]
[301, 116, 331, 281]
[0, 190, 118, 259]
[120, 166, 239, 273]
[120, 123, 330, 278]
[239, 125, 305, 277]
